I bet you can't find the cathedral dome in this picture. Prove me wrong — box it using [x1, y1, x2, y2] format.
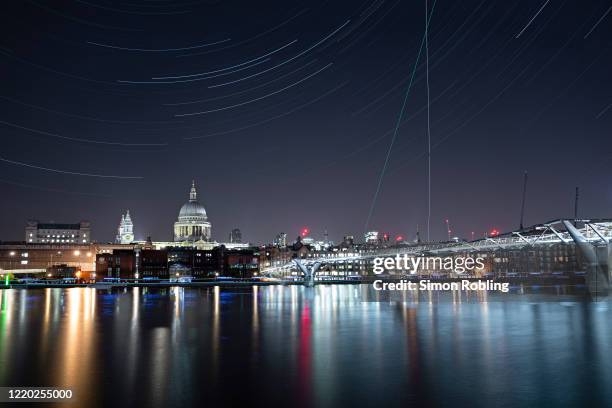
[179, 201, 207, 220]
[178, 181, 207, 222]
[174, 181, 211, 244]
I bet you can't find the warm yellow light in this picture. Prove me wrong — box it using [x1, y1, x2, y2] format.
[175, 273, 180, 276]
[86, 252, 92, 257]
[9, 251, 15, 256]
[47, 273, 52, 277]
[75, 272, 81, 278]
[74, 250, 80, 256]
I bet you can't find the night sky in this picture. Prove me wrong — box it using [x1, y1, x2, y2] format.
[1, 0, 611, 244]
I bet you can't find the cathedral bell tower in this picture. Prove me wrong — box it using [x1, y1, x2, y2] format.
[116, 210, 135, 244]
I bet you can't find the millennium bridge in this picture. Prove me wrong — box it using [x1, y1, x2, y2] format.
[263, 219, 612, 295]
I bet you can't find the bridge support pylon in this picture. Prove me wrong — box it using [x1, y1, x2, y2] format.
[293, 259, 321, 287]
[563, 221, 611, 297]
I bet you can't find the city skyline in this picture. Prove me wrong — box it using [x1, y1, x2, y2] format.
[2, 3, 612, 407]
[9, 178, 591, 245]
[1, 1, 611, 243]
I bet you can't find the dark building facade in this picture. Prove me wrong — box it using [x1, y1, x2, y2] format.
[224, 248, 259, 278]
[482, 243, 582, 275]
[95, 246, 260, 280]
[140, 249, 169, 279]
[168, 247, 224, 278]
[96, 249, 137, 279]
[47, 264, 81, 280]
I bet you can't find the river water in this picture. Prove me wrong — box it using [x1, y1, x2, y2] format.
[0, 285, 610, 407]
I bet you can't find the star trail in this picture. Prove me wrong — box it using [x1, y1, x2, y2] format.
[1, 0, 611, 244]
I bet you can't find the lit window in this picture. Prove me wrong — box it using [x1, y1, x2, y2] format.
[22, 253, 28, 257]
[21, 260, 28, 265]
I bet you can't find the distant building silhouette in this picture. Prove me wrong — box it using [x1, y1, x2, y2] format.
[274, 232, 287, 248]
[229, 228, 242, 243]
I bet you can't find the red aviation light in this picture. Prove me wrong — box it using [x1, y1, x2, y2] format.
[301, 228, 310, 237]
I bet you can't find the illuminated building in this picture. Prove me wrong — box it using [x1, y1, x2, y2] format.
[274, 232, 287, 248]
[115, 210, 134, 244]
[0, 244, 98, 278]
[364, 231, 379, 244]
[25, 220, 91, 244]
[173, 181, 212, 243]
[302, 236, 315, 245]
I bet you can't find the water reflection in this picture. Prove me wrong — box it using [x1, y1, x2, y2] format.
[0, 286, 610, 407]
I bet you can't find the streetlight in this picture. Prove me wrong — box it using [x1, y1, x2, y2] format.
[8, 251, 15, 271]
